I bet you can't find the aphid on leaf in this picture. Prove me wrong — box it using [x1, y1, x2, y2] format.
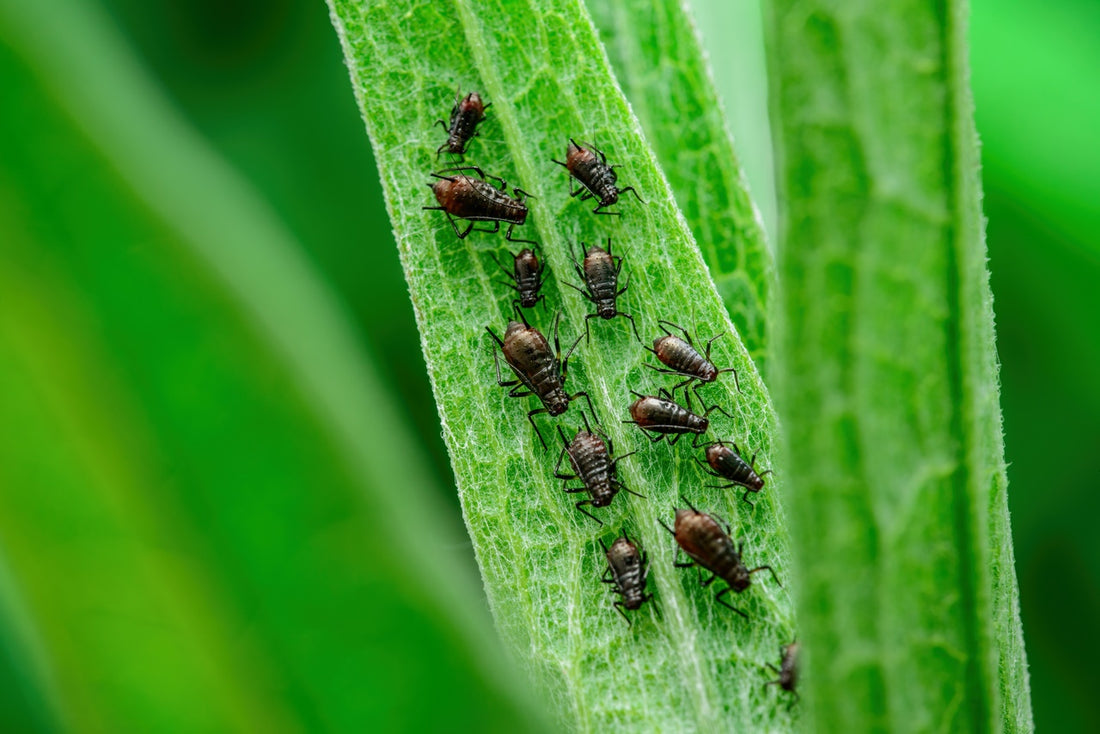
[486, 312, 593, 449]
[491, 247, 546, 311]
[599, 533, 653, 624]
[552, 139, 643, 215]
[424, 166, 536, 245]
[659, 497, 780, 619]
[435, 90, 490, 158]
[646, 320, 740, 404]
[624, 388, 729, 446]
[766, 642, 800, 708]
[554, 412, 640, 525]
[697, 440, 773, 508]
[564, 238, 640, 342]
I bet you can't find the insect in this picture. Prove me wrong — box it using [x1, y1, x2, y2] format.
[624, 388, 729, 446]
[554, 413, 639, 525]
[697, 440, 773, 508]
[486, 312, 593, 449]
[424, 166, 536, 245]
[552, 139, 643, 215]
[491, 247, 546, 311]
[599, 534, 653, 624]
[660, 497, 780, 618]
[766, 642, 800, 708]
[435, 90, 490, 158]
[564, 238, 640, 342]
[646, 320, 740, 404]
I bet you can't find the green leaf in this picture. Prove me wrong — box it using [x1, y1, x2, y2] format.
[328, 0, 795, 729]
[588, 0, 776, 371]
[0, 0, 539, 730]
[764, 1, 1033, 731]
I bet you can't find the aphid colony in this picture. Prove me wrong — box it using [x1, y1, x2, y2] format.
[424, 89, 797, 705]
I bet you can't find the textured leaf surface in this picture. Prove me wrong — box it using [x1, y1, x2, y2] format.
[328, 0, 795, 729]
[0, 0, 538, 730]
[589, 0, 775, 371]
[765, 0, 1033, 731]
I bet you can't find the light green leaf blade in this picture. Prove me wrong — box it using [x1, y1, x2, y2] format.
[0, 0, 539, 729]
[589, 0, 775, 371]
[764, 1, 1033, 731]
[329, 0, 795, 730]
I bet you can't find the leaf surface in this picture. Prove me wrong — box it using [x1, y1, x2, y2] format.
[328, 0, 795, 729]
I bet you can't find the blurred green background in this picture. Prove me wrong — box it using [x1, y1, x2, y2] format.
[0, 0, 1095, 730]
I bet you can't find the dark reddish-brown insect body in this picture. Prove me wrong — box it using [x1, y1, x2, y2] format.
[660, 500, 780, 618]
[436, 91, 490, 158]
[646, 320, 740, 401]
[698, 441, 773, 508]
[554, 414, 639, 524]
[565, 238, 640, 342]
[491, 247, 545, 311]
[624, 389, 728, 446]
[600, 534, 653, 624]
[552, 139, 643, 215]
[487, 313, 591, 449]
[766, 642, 800, 708]
[424, 166, 536, 245]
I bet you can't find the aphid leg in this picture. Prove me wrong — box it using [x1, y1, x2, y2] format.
[711, 513, 732, 536]
[552, 426, 576, 481]
[700, 572, 717, 588]
[613, 601, 633, 626]
[437, 164, 488, 180]
[608, 448, 638, 471]
[448, 213, 478, 239]
[504, 224, 537, 247]
[714, 588, 749, 619]
[512, 186, 535, 200]
[717, 366, 742, 393]
[619, 311, 642, 344]
[765, 663, 781, 678]
[702, 403, 733, 421]
[748, 564, 782, 588]
[615, 480, 646, 499]
[619, 186, 645, 204]
[575, 501, 604, 526]
[657, 319, 694, 346]
[435, 119, 448, 131]
[740, 489, 757, 509]
[572, 391, 598, 424]
[592, 200, 622, 216]
[526, 408, 549, 450]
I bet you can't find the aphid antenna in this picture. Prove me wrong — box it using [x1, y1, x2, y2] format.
[748, 564, 782, 588]
[503, 224, 538, 247]
[597, 536, 610, 553]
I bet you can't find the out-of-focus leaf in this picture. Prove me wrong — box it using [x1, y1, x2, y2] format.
[589, 0, 775, 370]
[0, 0, 540, 730]
[765, 0, 1032, 731]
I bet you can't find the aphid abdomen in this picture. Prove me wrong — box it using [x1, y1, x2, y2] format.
[438, 92, 488, 156]
[464, 179, 527, 224]
[603, 536, 651, 621]
[513, 249, 542, 307]
[569, 433, 611, 491]
[503, 328, 565, 413]
[627, 395, 709, 441]
[654, 335, 717, 382]
[584, 250, 619, 315]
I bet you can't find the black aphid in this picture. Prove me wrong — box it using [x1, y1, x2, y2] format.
[599, 534, 653, 624]
[435, 90, 490, 158]
[554, 413, 640, 525]
[486, 312, 593, 449]
[697, 440, 773, 508]
[564, 238, 640, 342]
[624, 388, 729, 446]
[491, 247, 546, 311]
[552, 139, 643, 215]
[659, 497, 780, 618]
[424, 166, 535, 245]
[766, 642, 800, 708]
[646, 320, 740, 404]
